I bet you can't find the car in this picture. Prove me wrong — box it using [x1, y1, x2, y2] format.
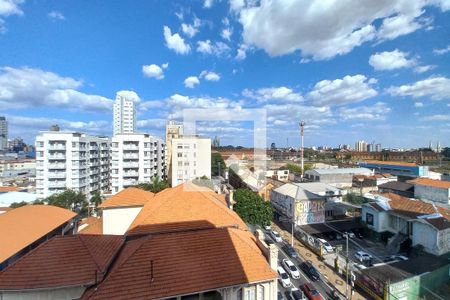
[271, 230, 283, 243]
[317, 238, 334, 253]
[264, 225, 271, 231]
[285, 291, 295, 300]
[277, 266, 292, 288]
[335, 233, 343, 240]
[300, 262, 320, 281]
[288, 288, 306, 300]
[343, 231, 355, 238]
[282, 244, 300, 259]
[265, 238, 275, 246]
[301, 283, 324, 300]
[354, 231, 364, 239]
[354, 251, 372, 262]
[282, 259, 301, 279]
[278, 292, 287, 300]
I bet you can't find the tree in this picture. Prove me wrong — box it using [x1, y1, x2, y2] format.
[44, 189, 88, 214]
[9, 201, 28, 209]
[135, 177, 169, 193]
[233, 189, 273, 226]
[284, 162, 312, 173]
[211, 153, 226, 176]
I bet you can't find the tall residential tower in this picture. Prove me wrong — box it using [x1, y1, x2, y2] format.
[0, 116, 7, 151]
[113, 92, 136, 136]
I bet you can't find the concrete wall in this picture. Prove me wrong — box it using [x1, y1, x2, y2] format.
[103, 206, 142, 235]
[436, 227, 450, 255]
[270, 190, 295, 219]
[412, 221, 438, 255]
[414, 184, 450, 205]
[361, 205, 389, 232]
[1, 286, 85, 300]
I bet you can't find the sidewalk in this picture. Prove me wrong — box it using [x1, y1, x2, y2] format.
[271, 223, 367, 300]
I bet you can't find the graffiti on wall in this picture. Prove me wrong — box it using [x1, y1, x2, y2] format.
[295, 200, 325, 225]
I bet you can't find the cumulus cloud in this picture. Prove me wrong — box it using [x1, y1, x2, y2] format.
[196, 40, 231, 56]
[243, 87, 303, 102]
[0, 0, 24, 17]
[369, 49, 416, 70]
[48, 10, 65, 20]
[264, 103, 333, 128]
[166, 94, 243, 118]
[163, 26, 191, 54]
[184, 76, 200, 88]
[142, 63, 168, 80]
[307, 74, 378, 106]
[235, 44, 248, 60]
[414, 65, 435, 73]
[386, 76, 450, 100]
[420, 114, 450, 121]
[203, 0, 213, 8]
[200, 71, 221, 81]
[236, 0, 449, 60]
[181, 17, 201, 38]
[0, 66, 113, 112]
[433, 45, 450, 55]
[116, 90, 140, 102]
[414, 102, 424, 107]
[221, 27, 232, 41]
[339, 102, 391, 121]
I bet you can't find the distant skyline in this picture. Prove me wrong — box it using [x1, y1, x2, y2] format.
[0, 0, 449, 148]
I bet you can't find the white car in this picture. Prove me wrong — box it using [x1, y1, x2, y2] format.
[343, 231, 355, 238]
[264, 225, 271, 231]
[277, 266, 292, 288]
[355, 251, 372, 262]
[317, 238, 334, 253]
[282, 259, 301, 279]
[270, 230, 283, 243]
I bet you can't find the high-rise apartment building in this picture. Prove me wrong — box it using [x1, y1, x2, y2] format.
[355, 140, 368, 152]
[171, 137, 211, 187]
[0, 116, 7, 151]
[166, 121, 184, 182]
[113, 92, 136, 136]
[35, 132, 110, 199]
[111, 133, 166, 194]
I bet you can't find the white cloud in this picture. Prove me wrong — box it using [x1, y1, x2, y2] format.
[204, 0, 213, 8]
[48, 10, 65, 21]
[136, 118, 166, 130]
[243, 87, 303, 102]
[414, 102, 424, 107]
[235, 44, 247, 60]
[420, 114, 450, 121]
[0, 66, 113, 112]
[142, 63, 168, 80]
[116, 90, 140, 102]
[307, 74, 378, 106]
[221, 27, 232, 41]
[0, 0, 24, 17]
[200, 71, 221, 81]
[369, 49, 416, 70]
[236, 0, 450, 60]
[433, 45, 450, 55]
[263, 103, 333, 128]
[166, 94, 242, 118]
[339, 102, 391, 121]
[163, 26, 191, 55]
[386, 76, 450, 100]
[414, 65, 435, 73]
[184, 76, 200, 88]
[181, 18, 201, 38]
[196, 40, 231, 56]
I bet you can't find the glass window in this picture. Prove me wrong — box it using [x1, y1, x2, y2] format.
[366, 213, 374, 225]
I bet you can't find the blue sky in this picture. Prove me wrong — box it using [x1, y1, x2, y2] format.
[0, 0, 449, 148]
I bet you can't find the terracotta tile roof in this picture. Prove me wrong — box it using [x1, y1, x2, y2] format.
[0, 235, 124, 290]
[83, 227, 276, 300]
[126, 184, 246, 236]
[78, 217, 103, 235]
[363, 160, 418, 167]
[0, 205, 77, 264]
[99, 188, 154, 208]
[409, 178, 450, 189]
[0, 186, 20, 193]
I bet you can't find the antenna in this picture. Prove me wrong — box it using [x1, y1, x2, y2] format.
[300, 121, 305, 179]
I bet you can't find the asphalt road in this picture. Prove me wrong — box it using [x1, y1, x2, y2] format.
[266, 232, 340, 300]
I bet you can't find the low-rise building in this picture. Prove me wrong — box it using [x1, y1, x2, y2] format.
[358, 160, 429, 177]
[265, 169, 289, 182]
[378, 181, 415, 198]
[305, 168, 373, 188]
[409, 178, 450, 206]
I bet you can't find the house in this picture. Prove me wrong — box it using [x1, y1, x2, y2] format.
[78, 216, 103, 235]
[305, 168, 373, 188]
[98, 187, 154, 235]
[0, 235, 124, 300]
[265, 169, 289, 182]
[409, 178, 450, 206]
[361, 193, 450, 256]
[378, 181, 415, 198]
[0, 205, 77, 270]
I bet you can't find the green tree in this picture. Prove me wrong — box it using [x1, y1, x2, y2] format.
[44, 189, 88, 214]
[284, 162, 312, 173]
[343, 193, 365, 205]
[211, 152, 226, 176]
[9, 201, 28, 209]
[233, 189, 273, 226]
[135, 177, 169, 193]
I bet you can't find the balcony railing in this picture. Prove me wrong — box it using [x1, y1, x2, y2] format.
[123, 172, 139, 177]
[48, 144, 66, 150]
[48, 163, 66, 169]
[123, 162, 139, 168]
[48, 172, 66, 179]
[123, 179, 138, 186]
[48, 154, 66, 160]
[48, 181, 67, 188]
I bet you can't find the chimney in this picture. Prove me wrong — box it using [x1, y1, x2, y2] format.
[268, 244, 278, 271]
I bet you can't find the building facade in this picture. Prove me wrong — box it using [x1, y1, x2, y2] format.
[171, 137, 211, 187]
[35, 132, 110, 199]
[0, 116, 7, 151]
[305, 168, 373, 188]
[411, 178, 450, 206]
[165, 120, 184, 182]
[113, 93, 136, 136]
[358, 160, 429, 177]
[111, 133, 166, 194]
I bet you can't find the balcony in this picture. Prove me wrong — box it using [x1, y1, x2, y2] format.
[123, 162, 139, 168]
[48, 181, 67, 188]
[48, 154, 66, 160]
[48, 172, 66, 179]
[123, 153, 139, 159]
[48, 163, 66, 169]
[89, 161, 100, 167]
[123, 144, 139, 151]
[123, 171, 139, 177]
[48, 144, 66, 151]
[123, 179, 138, 186]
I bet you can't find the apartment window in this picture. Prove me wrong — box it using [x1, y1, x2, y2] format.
[244, 287, 256, 300]
[366, 213, 374, 225]
[178, 161, 183, 166]
[177, 145, 183, 149]
[177, 153, 183, 158]
[184, 162, 189, 166]
[184, 144, 190, 149]
[258, 285, 264, 300]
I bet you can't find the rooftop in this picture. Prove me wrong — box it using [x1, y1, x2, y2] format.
[0, 186, 20, 193]
[360, 160, 418, 167]
[78, 217, 103, 235]
[98, 187, 154, 208]
[409, 178, 450, 189]
[378, 181, 414, 192]
[0, 235, 124, 290]
[83, 227, 276, 300]
[308, 168, 373, 175]
[273, 182, 341, 200]
[0, 205, 77, 264]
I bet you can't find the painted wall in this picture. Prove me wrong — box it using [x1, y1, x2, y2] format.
[103, 206, 142, 235]
[294, 200, 325, 225]
[1, 286, 85, 300]
[414, 184, 450, 205]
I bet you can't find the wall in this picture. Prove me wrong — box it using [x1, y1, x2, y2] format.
[103, 206, 142, 235]
[361, 206, 388, 232]
[436, 227, 450, 255]
[414, 184, 450, 205]
[270, 190, 295, 219]
[320, 173, 354, 188]
[1, 286, 85, 300]
[294, 200, 325, 225]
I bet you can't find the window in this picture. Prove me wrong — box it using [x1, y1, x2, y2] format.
[244, 287, 256, 300]
[178, 161, 183, 166]
[177, 153, 183, 157]
[366, 213, 374, 225]
[258, 285, 264, 300]
[177, 145, 183, 149]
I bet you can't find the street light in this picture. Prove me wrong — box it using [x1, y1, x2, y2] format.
[279, 216, 295, 247]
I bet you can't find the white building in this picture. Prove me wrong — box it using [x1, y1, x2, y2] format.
[111, 133, 166, 194]
[355, 140, 368, 152]
[171, 137, 211, 187]
[410, 178, 450, 206]
[35, 132, 110, 199]
[113, 92, 136, 136]
[305, 167, 373, 188]
[0, 117, 7, 151]
[165, 121, 184, 182]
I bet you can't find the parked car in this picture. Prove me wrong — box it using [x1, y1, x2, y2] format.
[282, 244, 300, 259]
[278, 291, 287, 300]
[335, 233, 343, 240]
[289, 288, 306, 300]
[343, 231, 355, 238]
[264, 225, 271, 231]
[278, 266, 292, 288]
[354, 251, 372, 262]
[317, 238, 334, 253]
[353, 230, 364, 239]
[285, 291, 295, 300]
[265, 238, 275, 246]
[271, 230, 283, 243]
[301, 283, 324, 300]
[283, 259, 301, 279]
[300, 262, 320, 281]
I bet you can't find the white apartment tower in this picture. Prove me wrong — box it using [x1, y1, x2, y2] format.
[113, 93, 136, 136]
[166, 121, 184, 182]
[0, 116, 7, 151]
[355, 140, 368, 152]
[111, 133, 166, 194]
[171, 137, 211, 187]
[35, 132, 110, 199]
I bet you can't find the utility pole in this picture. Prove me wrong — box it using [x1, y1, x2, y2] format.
[346, 234, 349, 299]
[291, 222, 294, 247]
[300, 121, 305, 180]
